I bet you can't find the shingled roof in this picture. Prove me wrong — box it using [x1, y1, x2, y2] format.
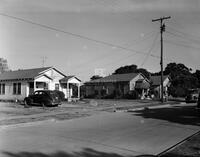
[0, 67, 52, 81]
[150, 75, 170, 86]
[87, 73, 140, 83]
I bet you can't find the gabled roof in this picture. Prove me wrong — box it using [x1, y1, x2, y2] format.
[135, 79, 150, 89]
[0, 67, 52, 81]
[150, 75, 170, 86]
[87, 73, 140, 83]
[59, 75, 81, 82]
[59, 76, 74, 83]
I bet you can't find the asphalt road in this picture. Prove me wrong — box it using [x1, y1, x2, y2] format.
[0, 104, 199, 157]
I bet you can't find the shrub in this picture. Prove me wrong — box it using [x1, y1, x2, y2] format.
[124, 90, 139, 99]
[54, 90, 65, 101]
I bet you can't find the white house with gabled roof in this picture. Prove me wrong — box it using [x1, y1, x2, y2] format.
[0, 67, 81, 101]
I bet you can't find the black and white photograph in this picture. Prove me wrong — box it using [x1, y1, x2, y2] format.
[0, 0, 200, 157]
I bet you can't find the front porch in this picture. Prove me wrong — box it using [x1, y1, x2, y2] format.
[60, 76, 81, 101]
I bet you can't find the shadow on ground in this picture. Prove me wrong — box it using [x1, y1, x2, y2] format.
[3, 148, 156, 157]
[131, 105, 200, 126]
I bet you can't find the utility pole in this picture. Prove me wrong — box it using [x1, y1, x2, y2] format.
[152, 16, 171, 103]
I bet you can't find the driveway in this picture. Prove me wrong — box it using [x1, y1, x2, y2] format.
[0, 103, 199, 157]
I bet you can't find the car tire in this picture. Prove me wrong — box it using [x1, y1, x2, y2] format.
[24, 98, 31, 107]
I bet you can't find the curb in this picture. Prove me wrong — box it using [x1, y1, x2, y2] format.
[115, 104, 172, 112]
[0, 118, 57, 130]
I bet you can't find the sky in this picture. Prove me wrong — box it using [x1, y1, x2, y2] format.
[0, 0, 200, 81]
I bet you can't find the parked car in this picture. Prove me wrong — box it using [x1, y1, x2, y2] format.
[24, 90, 62, 107]
[185, 89, 199, 103]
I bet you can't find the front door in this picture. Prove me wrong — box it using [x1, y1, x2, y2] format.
[29, 82, 34, 95]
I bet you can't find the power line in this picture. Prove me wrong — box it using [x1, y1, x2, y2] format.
[164, 39, 200, 51]
[140, 32, 159, 67]
[167, 25, 200, 44]
[73, 30, 157, 69]
[0, 12, 160, 59]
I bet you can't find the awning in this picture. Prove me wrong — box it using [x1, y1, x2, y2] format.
[135, 81, 150, 89]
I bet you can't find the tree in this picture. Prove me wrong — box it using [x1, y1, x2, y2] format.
[192, 70, 200, 88]
[164, 62, 191, 79]
[157, 62, 198, 97]
[137, 68, 150, 79]
[113, 64, 137, 74]
[90, 75, 102, 80]
[113, 64, 150, 79]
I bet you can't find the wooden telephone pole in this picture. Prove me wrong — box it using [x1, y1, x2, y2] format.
[152, 16, 171, 103]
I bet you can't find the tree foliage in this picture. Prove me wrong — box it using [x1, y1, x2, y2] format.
[152, 62, 198, 97]
[90, 75, 102, 80]
[113, 64, 150, 79]
[192, 70, 200, 88]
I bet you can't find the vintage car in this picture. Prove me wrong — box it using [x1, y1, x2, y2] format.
[24, 90, 62, 107]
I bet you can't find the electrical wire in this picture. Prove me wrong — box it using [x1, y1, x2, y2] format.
[73, 30, 157, 69]
[167, 25, 200, 44]
[0, 12, 160, 59]
[164, 39, 200, 51]
[140, 32, 159, 67]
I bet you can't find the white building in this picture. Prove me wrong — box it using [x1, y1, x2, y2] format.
[0, 67, 81, 101]
[150, 75, 171, 99]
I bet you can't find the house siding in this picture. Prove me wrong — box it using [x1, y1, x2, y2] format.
[129, 74, 146, 90]
[84, 73, 149, 99]
[42, 69, 65, 91]
[0, 81, 28, 101]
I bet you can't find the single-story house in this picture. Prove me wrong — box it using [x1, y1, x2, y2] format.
[150, 75, 171, 99]
[84, 73, 150, 99]
[0, 67, 81, 101]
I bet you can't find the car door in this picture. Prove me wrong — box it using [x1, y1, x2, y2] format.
[31, 91, 40, 104]
[39, 91, 49, 104]
[32, 91, 44, 104]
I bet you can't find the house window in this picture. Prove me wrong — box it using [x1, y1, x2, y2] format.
[2, 84, 5, 94]
[17, 83, 21, 94]
[13, 83, 21, 95]
[13, 83, 17, 94]
[55, 84, 59, 90]
[0, 83, 5, 95]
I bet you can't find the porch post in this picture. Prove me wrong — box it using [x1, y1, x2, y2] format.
[34, 81, 36, 92]
[67, 82, 69, 99]
[78, 83, 80, 99]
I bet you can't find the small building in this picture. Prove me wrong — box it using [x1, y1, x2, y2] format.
[150, 75, 171, 99]
[84, 73, 150, 99]
[0, 67, 81, 101]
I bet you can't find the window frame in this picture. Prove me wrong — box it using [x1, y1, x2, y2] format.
[13, 83, 21, 95]
[2, 84, 5, 94]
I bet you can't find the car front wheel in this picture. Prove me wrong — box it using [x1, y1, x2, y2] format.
[24, 98, 31, 107]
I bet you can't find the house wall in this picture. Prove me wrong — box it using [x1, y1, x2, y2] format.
[152, 77, 170, 99]
[129, 74, 145, 90]
[85, 82, 129, 98]
[0, 81, 28, 101]
[42, 69, 65, 91]
[0, 68, 81, 101]
[106, 83, 116, 95]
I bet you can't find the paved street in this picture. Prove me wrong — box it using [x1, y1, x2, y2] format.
[0, 103, 199, 157]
